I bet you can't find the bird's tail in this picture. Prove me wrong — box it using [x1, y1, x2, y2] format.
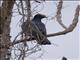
[39, 38, 51, 45]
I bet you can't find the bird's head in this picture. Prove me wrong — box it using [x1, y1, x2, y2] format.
[34, 14, 47, 19]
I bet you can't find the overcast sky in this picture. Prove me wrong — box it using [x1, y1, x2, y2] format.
[10, 1, 80, 60]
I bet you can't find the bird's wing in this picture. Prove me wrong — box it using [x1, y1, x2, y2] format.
[35, 22, 47, 36]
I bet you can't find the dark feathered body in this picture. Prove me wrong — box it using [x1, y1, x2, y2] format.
[32, 14, 51, 45]
[21, 14, 51, 45]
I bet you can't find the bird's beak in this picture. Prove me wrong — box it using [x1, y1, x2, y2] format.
[45, 16, 48, 18]
[44, 15, 47, 18]
[44, 16, 48, 18]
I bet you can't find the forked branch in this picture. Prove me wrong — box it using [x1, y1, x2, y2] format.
[47, 5, 80, 37]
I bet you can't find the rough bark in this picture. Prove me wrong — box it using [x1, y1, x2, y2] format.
[0, 0, 15, 60]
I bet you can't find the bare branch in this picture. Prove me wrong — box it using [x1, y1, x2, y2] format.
[20, 0, 25, 22]
[47, 5, 80, 37]
[56, 0, 67, 29]
[25, 0, 32, 21]
[15, 2, 23, 15]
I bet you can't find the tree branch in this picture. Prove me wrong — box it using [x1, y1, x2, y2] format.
[47, 5, 80, 37]
[56, 0, 67, 29]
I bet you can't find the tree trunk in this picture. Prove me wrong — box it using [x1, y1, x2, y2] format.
[0, 0, 15, 60]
